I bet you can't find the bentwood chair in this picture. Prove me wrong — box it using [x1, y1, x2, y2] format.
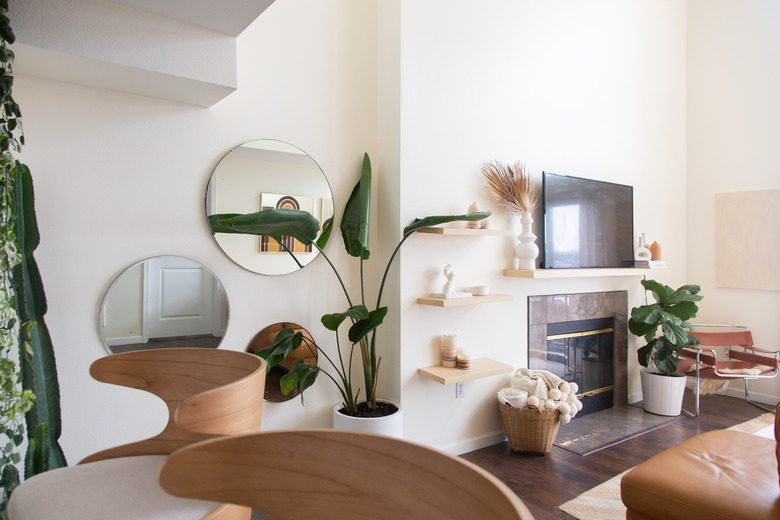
[678, 324, 779, 418]
[159, 429, 536, 520]
[9, 348, 266, 520]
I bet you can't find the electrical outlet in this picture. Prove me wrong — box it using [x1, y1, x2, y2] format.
[455, 382, 464, 398]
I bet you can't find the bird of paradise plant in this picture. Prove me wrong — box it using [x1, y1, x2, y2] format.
[209, 153, 489, 415]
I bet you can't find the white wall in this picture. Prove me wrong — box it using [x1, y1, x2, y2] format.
[687, 0, 780, 401]
[395, 0, 688, 452]
[14, 0, 378, 463]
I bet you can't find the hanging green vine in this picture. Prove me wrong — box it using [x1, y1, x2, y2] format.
[0, 1, 35, 512]
[0, 1, 66, 514]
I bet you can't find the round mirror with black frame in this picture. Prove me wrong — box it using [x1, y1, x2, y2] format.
[98, 256, 229, 354]
[246, 322, 318, 403]
[206, 140, 334, 275]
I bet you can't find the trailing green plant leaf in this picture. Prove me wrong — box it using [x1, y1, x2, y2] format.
[347, 307, 388, 344]
[629, 279, 702, 376]
[321, 306, 369, 331]
[209, 209, 320, 245]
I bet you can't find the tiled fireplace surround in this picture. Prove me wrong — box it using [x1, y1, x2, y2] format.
[528, 291, 629, 409]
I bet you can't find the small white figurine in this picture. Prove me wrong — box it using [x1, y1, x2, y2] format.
[635, 233, 651, 261]
[443, 264, 456, 295]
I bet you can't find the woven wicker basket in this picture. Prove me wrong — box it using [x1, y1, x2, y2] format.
[499, 403, 560, 455]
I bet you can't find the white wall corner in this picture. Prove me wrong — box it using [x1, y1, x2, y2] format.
[9, 0, 247, 107]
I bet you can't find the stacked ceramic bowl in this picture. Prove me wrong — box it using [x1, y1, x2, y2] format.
[456, 350, 471, 370]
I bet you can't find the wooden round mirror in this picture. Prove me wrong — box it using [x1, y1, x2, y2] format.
[246, 322, 318, 402]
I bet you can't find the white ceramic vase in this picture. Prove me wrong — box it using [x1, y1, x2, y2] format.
[514, 212, 539, 270]
[332, 400, 403, 438]
[640, 368, 686, 416]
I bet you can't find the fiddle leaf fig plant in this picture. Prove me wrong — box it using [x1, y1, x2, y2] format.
[210, 153, 489, 415]
[629, 279, 703, 376]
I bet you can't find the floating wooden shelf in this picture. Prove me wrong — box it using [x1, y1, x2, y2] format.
[417, 227, 512, 236]
[418, 358, 513, 385]
[503, 268, 668, 279]
[417, 293, 513, 307]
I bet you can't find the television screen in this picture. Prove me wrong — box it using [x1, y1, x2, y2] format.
[541, 172, 634, 269]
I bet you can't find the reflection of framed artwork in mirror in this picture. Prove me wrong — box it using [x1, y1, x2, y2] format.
[258, 192, 315, 254]
[99, 256, 229, 354]
[246, 322, 318, 403]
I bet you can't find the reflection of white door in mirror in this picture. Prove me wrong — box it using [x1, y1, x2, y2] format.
[99, 256, 229, 354]
[206, 139, 334, 275]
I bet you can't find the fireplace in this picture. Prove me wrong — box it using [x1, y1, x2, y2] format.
[528, 291, 628, 415]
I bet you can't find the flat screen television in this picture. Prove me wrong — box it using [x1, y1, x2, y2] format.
[541, 172, 634, 269]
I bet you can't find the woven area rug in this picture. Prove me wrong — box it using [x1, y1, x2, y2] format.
[557, 413, 775, 520]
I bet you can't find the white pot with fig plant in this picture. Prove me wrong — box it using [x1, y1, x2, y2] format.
[629, 279, 703, 416]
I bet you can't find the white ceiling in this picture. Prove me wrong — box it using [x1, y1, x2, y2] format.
[107, 0, 276, 36]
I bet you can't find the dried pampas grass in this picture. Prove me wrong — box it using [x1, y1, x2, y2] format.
[482, 160, 538, 215]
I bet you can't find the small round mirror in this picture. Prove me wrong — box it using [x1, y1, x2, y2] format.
[246, 322, 318, 402]
[206, 140, 334, 275]
[99, 256, 228, 354]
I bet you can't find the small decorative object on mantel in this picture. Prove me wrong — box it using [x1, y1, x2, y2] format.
[429, 264, 472, 299]
[467, 201, 490, 229]
[497, 368, 583, 454]
[482, 160, 539, 270]
[634, 233, 652, 261]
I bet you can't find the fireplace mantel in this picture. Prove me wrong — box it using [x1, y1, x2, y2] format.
[505, 268, 666, 279]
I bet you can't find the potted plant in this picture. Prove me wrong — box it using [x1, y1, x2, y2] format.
[628, 279, 703, 416]
[209, 153, 488, 435]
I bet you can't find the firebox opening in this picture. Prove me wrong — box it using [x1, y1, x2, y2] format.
[542, 317, 614, 417]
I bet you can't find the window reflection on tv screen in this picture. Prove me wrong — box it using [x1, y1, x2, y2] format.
[542, 172, 633, 269]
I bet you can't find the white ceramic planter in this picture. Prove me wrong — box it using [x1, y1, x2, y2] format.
[332, 400, 403, 438]
[640, 368, 686, 416]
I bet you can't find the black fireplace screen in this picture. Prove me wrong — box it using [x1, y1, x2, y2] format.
[534, 317, 614, 417]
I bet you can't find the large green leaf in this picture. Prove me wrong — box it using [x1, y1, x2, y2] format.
[403, 212, 491, 237]
[348, 307, 388, 344]
[209, 209, 320, 245]
[665, 284, 703, 305]
[321, 305, 369, 331]
[664, 301, 700, 322]
[207, 213, 242, 233]
[640, 279, 672, 303]
[652, 338, 680, 375]
[340, 154, 372, 259]
[255, 328, 303, 370]
[14, 163, 66, 473]
[280, 359, 319, 402]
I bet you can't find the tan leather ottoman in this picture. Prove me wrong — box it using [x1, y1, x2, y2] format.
[621, 428, 780, 520]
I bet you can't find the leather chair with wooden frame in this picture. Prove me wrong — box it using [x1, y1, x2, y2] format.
[677, 324, 779, 418]
[159, 429, 536, 520]
[9, 348, 266, 520]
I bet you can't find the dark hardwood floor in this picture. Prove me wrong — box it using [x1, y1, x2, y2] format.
[460, 394, 771, 520]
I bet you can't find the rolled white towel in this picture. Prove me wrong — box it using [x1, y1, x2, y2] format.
[498, 387, 528, 408]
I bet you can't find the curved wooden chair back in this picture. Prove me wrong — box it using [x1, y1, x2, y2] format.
[159, 429, 535, 520]
[81, 348, 266, 464]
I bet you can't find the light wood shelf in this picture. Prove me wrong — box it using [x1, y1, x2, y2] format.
[503, 268, 668, 279]
[418, 358, 513, 385]
[417, 227, 512, 236]
[417, 293, 513, 307]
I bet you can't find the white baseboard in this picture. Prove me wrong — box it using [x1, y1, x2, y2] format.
[441, 430, 508, 456]
[104, 335, 143, 347]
